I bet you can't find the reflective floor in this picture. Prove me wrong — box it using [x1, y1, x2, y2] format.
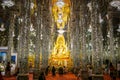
[3, 73, 120, 80]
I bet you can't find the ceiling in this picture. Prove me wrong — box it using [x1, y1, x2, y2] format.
[0, 0, 120, 48]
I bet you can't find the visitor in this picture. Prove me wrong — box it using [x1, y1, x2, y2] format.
[0, 71, 3, 80]
[109, 62, 116, 80]
[88, 67, 92, 80]
[58, 67, 63, 75]
[39, 71, 46, 80]
[77, 69, 82, 80]
[13, 66, 19, 76]
[5, 62, 11, 76]
[45, 66, 49, 76]
[63, 66, 66, 74]
[52, 66, 56, 76]
[117, 61, 120, 78]
[11, 63, 16, 75]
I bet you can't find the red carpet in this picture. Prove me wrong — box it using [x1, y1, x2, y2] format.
[103, 74, 120, 80]
[46, 73, 77, 80]
[3, 73, 77, 80]
[3, 74, 33, 80]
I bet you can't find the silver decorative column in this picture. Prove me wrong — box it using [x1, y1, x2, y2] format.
[41, 0, 51, 68]
[34, 3, 41, 70]
[17, 0, 30, 80]
[108, 13, 114, 62]
[91, 0, 101, 73]
[8, 12, 15, 63]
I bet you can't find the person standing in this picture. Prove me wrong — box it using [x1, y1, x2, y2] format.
[117, 61, 120, 78]
[88, 67, 92, 80]
[109, 62, 116, 80]
[5, 62, 11, 76]
[39, 72, 46, 80]
[0, 71, 3, 80]
[52, 66, 56, 76]
[45, 66, 49, 76]
[77, 69, 82, 80]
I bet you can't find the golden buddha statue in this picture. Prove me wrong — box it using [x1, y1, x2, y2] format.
[49, 35, 73, 68]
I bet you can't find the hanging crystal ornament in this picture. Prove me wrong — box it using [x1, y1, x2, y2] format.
[99, 14, 103, 23]
[88, 25, 92, 32]
[87, 2, 92, 11]
[17, 35, 20, 40]
[12, 31, 15, 37]
[30, 2, 34, 9]
[30, 23, 34, 31]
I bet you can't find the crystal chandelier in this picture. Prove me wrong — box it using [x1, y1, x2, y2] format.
[56, 0, 65, 8]
[1, 0, 15, 8]
[110, 0, 120, 10]
[0, 23, 5, 31]
[117, 24, 120, 32]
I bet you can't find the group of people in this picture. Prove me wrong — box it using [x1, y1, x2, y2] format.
[76, 61, 120, 80]
[1, 60, 120, 80]
[0, 62, 11, 80]
[39, 66, 67, 80]
[0, 61, 19, 78]
[104, 60, 120, 80]
[76, 65, 92, 80]
[39, 66, 56, 80]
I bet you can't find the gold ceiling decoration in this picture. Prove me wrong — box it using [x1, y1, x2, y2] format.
[52, 0, 71, 29]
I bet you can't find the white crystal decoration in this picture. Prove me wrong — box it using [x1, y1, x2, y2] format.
[1, 0, 15, 8]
